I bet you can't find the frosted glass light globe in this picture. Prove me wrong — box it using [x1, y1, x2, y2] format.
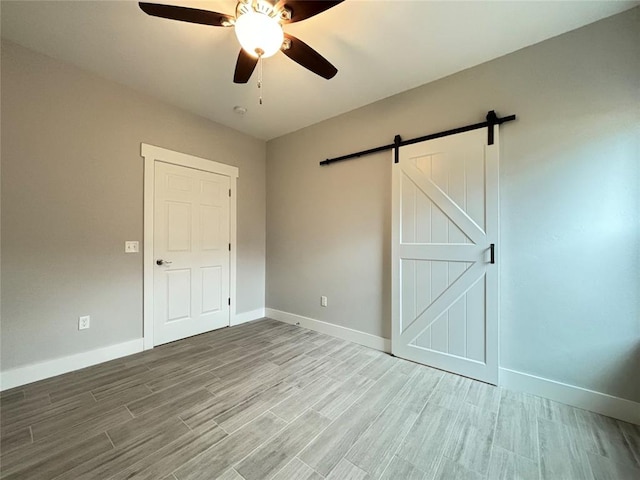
[234, 11, 284, 58]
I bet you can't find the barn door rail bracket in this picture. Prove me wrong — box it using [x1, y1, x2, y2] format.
[319, 110, 516, 166]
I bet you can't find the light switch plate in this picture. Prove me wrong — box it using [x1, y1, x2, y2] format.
[125, 241, 139, 253]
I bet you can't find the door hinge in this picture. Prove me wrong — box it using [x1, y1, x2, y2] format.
[229, 189, 231, 197]
[228, 243, 231, 251]
[228, 298, 231, 306]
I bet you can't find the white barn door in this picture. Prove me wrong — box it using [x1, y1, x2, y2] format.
[153, 161, 231, 346]
[391, 128, 499, 384]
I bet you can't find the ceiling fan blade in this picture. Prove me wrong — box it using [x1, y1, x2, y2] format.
[234, 49, 259, 84]
[279, 0, 344, 23]
[138, 2, 233, 27]
[282, 34, 337, 79]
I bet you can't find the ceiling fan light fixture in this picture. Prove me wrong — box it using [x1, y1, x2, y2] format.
[234, 9, 283, 58]
[139, 0, 343, 82]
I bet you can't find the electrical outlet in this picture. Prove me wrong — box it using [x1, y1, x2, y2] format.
[125, 241, 139, 253]
[79, 315, 90, 330]
[321, 296, 328, 307]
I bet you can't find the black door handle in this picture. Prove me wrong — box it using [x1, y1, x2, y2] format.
[490, 244, 495, 264]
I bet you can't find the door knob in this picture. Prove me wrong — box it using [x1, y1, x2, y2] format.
[156, 259, 173, 266]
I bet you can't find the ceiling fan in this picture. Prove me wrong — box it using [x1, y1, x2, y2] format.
[139, 0, 344, 84]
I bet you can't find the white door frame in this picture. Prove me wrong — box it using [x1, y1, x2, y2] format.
[141, 143, 239, 350]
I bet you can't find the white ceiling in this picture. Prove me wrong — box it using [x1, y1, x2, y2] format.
[2, 0, 637, 140]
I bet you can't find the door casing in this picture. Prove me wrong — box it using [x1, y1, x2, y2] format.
[141, 143, 239, 350]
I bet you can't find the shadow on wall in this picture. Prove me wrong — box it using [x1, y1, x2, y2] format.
[600, 341, 640, 402]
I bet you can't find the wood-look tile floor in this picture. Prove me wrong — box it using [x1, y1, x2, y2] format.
[1, 318, 639, 479]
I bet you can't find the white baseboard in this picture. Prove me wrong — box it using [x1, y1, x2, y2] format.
[500, 368, 640, 425]
[232, 308, 266, 326]
[0, 339, 144, 392]
[265, 308, 391, 353]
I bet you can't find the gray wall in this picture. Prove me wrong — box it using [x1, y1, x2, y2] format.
[266, 9, 640, 402]
[1, 41, 266, 370]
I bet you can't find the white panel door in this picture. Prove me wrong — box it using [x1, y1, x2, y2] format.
[392, 128, 499, 384]
[154, 161, 230, 345]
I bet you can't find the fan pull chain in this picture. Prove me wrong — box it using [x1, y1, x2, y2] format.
[258, 53, 263, 105]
